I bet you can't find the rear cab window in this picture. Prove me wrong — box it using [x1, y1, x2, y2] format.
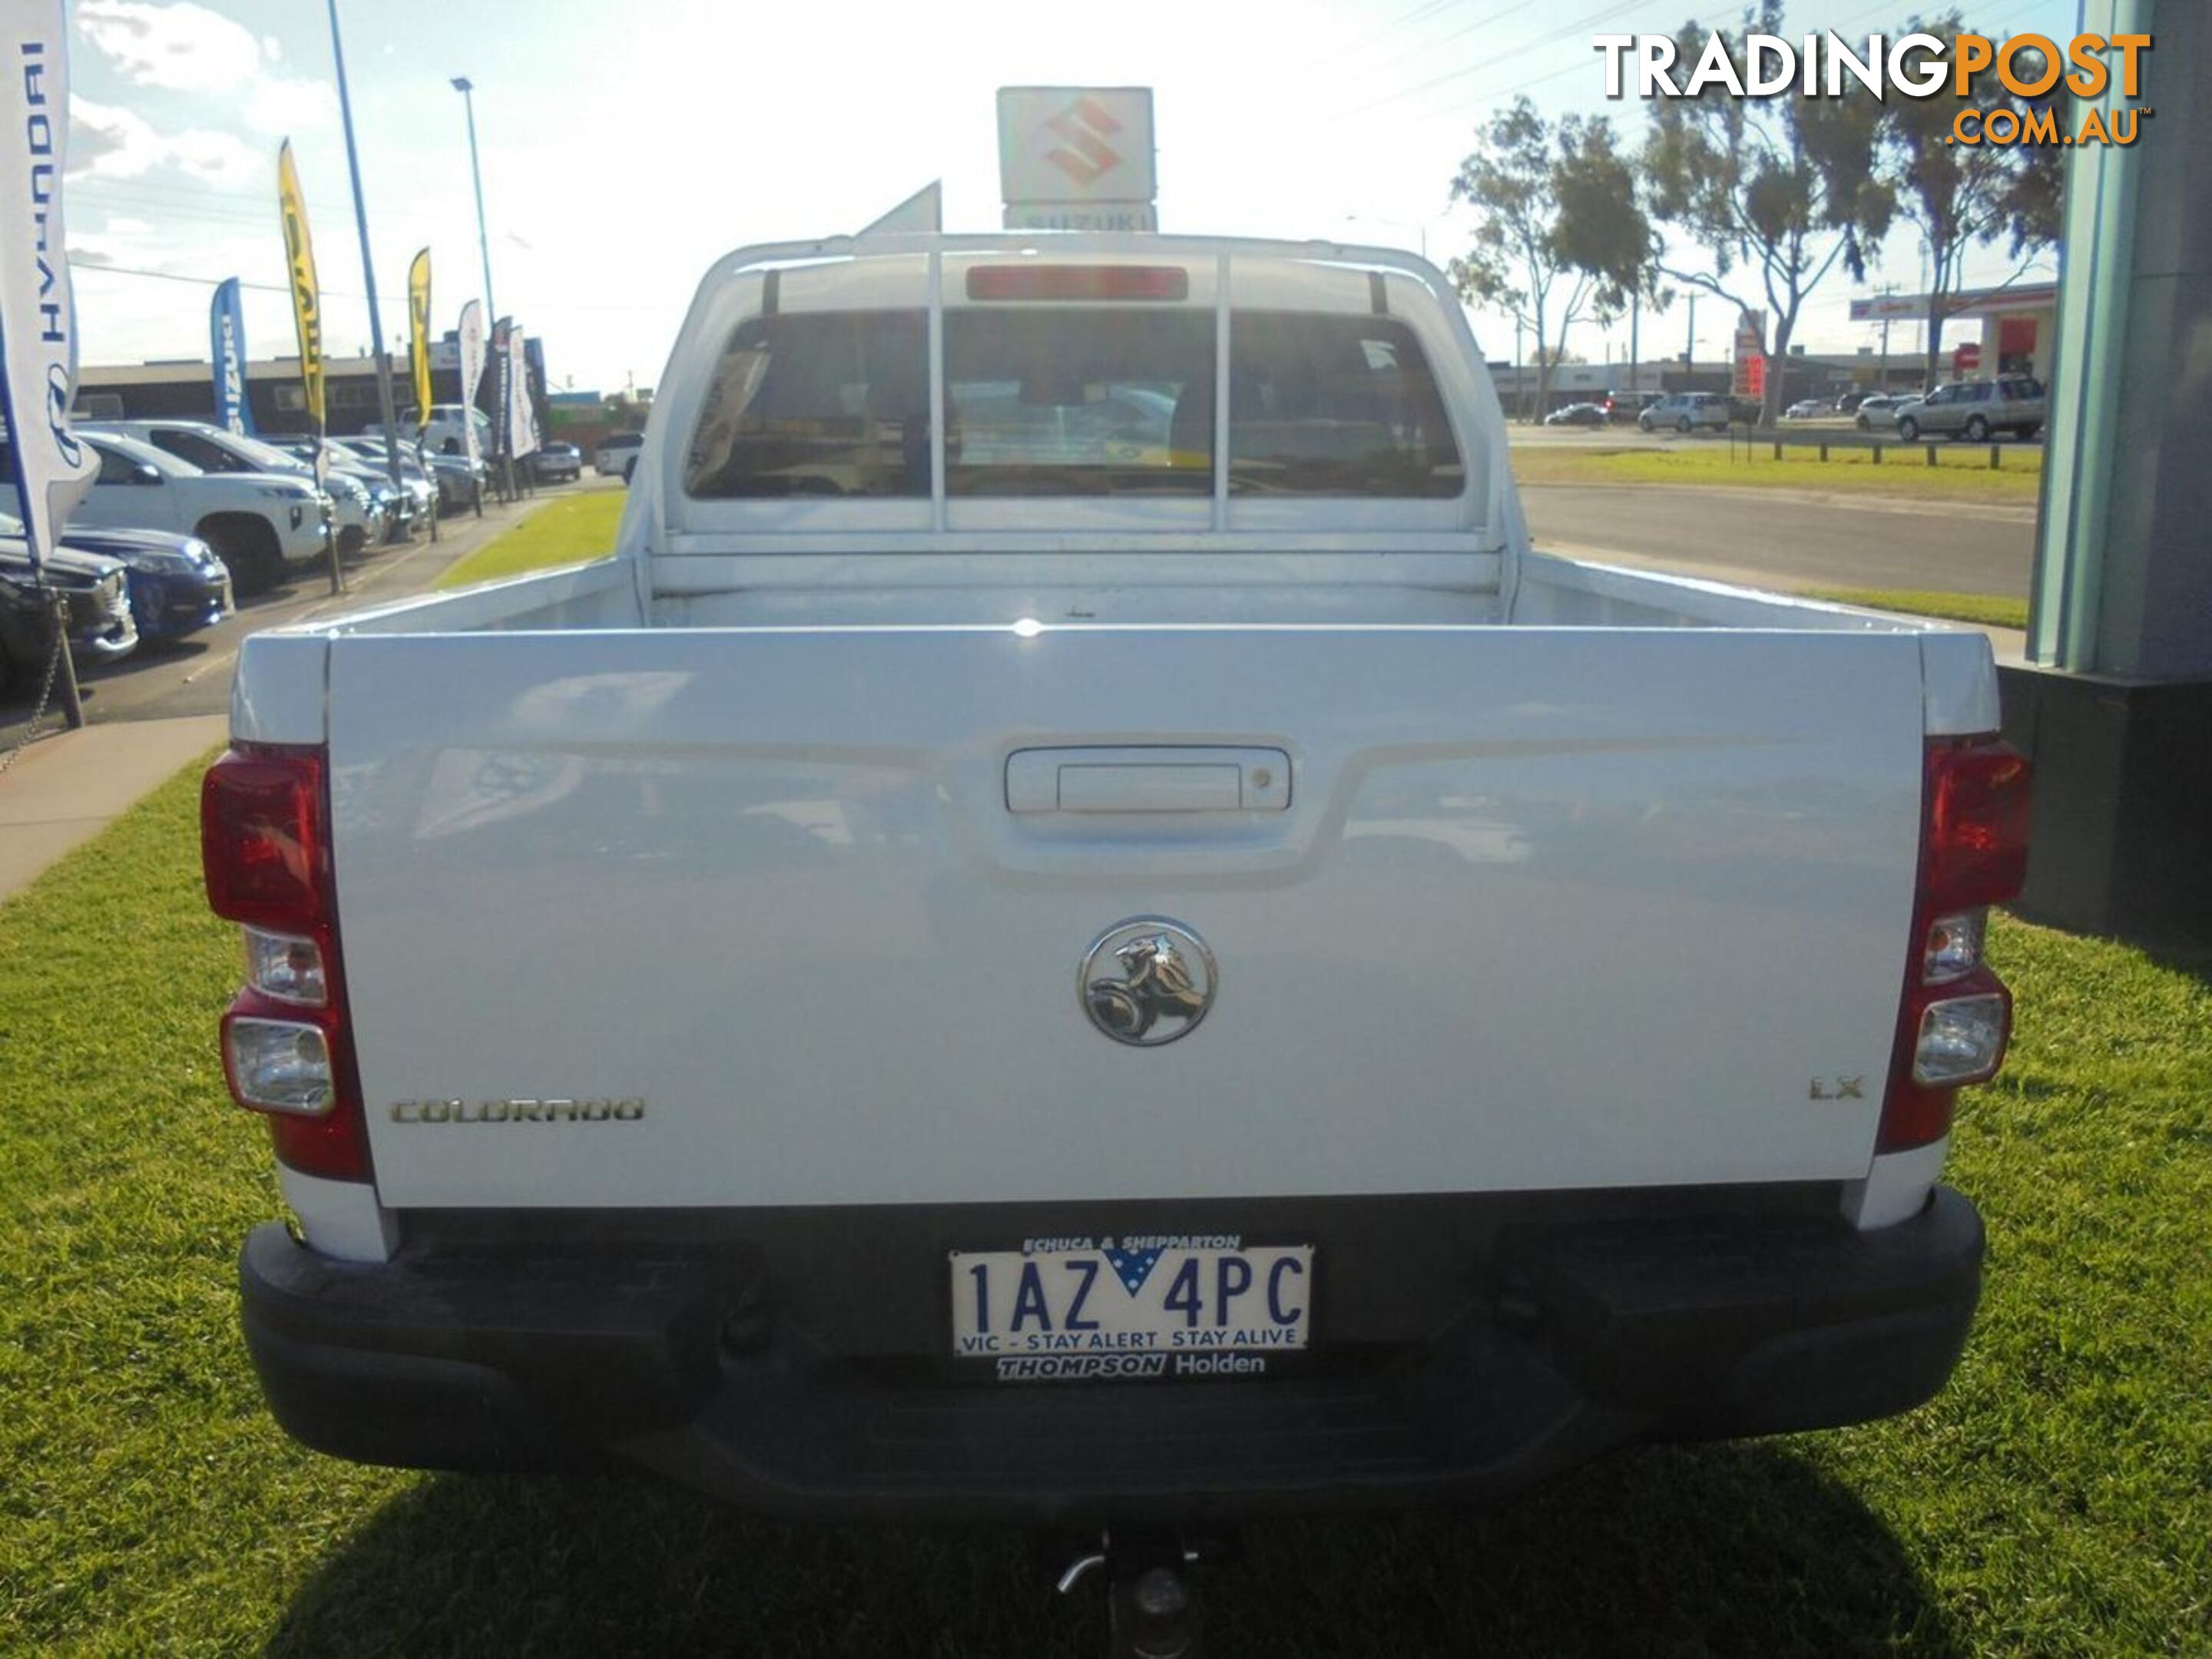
[680, 249, 1475, 521]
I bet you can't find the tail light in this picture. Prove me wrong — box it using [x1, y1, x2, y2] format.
[202, 745, 370, 1183]
[965, 265, 1190, 302]
[1879, 737, 2032, 1152]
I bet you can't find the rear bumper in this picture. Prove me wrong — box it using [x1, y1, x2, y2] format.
[240, 1187, 1982, 1524]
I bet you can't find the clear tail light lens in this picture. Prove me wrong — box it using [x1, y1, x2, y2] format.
[1922, 910, 1986, 985]
[224, 1017, 336, 1113]
[1912, 990, 2011, 1086]
[243, 927, 327, 1005]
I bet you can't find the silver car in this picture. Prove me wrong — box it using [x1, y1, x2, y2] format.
[1637, 392, 1730, 434]
[1893, 377, 2046, 442]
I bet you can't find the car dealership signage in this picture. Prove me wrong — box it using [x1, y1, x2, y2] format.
[998, 87, 1157, 232]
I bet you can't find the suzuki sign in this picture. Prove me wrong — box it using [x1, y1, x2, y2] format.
[998, 88, 1157, 232]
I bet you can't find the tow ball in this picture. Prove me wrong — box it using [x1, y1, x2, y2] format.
[1053, 1527, 1228, 1659]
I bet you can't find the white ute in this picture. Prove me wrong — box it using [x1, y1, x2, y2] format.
[2, 429, 328, 595]
[207, 236, 2028, 1621]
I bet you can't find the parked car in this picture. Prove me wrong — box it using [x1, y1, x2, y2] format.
[1836, 390, 1872, 415]
[1892, 377, 2046, 443]
[1855, 395, 1906, 432]
[1784, 398, 1833, 420]
[89, 420, 384, 559]
[1637, 391, 1730, 433]
[0, 541, 137, 693]
[213, 235, 2024, 1628]
[594, 432, 644, 475]
[0, 429, 327, 596]
[329, 437, 446, 524]
[1543, 402, 1609, 428]
[533, 442, 584, 482]
[1, 512, 230, 646]
[275, 439, 419, 544]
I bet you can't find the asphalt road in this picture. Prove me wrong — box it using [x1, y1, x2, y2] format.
[0, 482, 596, 754]
[1518, 482, 2036, 598]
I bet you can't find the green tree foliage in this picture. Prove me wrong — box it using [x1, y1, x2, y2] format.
[1884, 14, 2064, 385]
[1449, 97, 1652, 419]
[1641, 0, 1894, 424]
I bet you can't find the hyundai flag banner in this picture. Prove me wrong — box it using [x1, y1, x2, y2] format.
[210, 276, 255, 436]
[456, 299, 485, 468]
[0, 2, 95, 571]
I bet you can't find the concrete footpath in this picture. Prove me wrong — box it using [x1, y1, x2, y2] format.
[0, 714, 230, 901]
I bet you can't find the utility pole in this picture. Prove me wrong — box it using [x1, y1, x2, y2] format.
[1629, 290, 1640, 394]
[1685, 293, 1697, 379]
[324, 0, 407, 518]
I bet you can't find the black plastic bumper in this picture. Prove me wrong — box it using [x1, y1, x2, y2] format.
[240, 1187, 1982, 1524]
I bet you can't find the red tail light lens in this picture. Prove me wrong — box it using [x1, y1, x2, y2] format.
[1879, 737, 2032, 1153]
[202, 746, 370, 1183]
[1925, 740, 2032, 912]
[965, 265, 1190, 302]
[203, 750, 327, 931]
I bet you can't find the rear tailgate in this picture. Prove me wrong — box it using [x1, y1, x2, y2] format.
[328, 624, 1926, 1209]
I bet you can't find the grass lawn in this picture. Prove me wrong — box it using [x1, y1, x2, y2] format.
[1796, 589, 2032, 631]
[1511, 440, 2044, 506]
[2, 770, 2206, 1655]
[435, 488, 628, 590]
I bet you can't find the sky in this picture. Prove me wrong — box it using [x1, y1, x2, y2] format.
[61, 0, 2081, 393]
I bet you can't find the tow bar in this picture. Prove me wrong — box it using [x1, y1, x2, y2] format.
[1054, 1527, 1229, 1659]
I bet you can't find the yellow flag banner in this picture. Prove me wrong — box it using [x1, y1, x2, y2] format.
[276, 141, 323, 428]
[406, 247, 432, 432]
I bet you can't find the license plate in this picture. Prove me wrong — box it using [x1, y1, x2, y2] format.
[950, 1237, 1313, 1382]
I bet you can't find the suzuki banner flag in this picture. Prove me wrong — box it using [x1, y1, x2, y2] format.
[209, 276, 254, 436]
[455, 299, 485, 467]
[276, 140, 325, 432]
[406, 248, 432, 434]
[0, 1, 96, 571]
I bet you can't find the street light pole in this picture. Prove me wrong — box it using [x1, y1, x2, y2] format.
[323, 0, 407, 518]
[451, 75, 514, 502]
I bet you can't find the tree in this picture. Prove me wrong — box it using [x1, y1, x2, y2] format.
[1641, 0, 1895, 425]
[1448, 98, 1651, 419]
[1884, 14, 2063, 385]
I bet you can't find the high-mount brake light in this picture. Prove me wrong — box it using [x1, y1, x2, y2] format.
[202, 746, 370, 1182]
[965, 265, 1190, 302]
[1879, 737, 2032, 1153]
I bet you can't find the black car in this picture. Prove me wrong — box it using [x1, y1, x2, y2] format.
[0, 544, 140, 695]
[1543, 402, 1610, 428]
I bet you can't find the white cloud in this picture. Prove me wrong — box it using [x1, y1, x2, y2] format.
[68, 96, 169, 180]
[76, 0, 263, 93]
[261, 33, 283, 63]
[244, 75, 338, 134]
[68, 95, 263, 190]
[165, 127, 263, 188]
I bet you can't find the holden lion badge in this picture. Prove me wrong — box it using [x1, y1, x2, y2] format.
[1079, 918, 1217, 1046]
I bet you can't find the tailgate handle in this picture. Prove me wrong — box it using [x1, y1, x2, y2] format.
[1005, 747, 1290, 813]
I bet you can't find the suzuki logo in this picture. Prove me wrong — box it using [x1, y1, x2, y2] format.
[1042, 95, 1124, 188]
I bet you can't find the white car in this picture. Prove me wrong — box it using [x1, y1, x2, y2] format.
[89, 420, 388, 558]
[594, 432, 644, 475]
[210, 236, 2021, 1628]
[0, 429, 328, 594]
[1855, 395, 1908, 432]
